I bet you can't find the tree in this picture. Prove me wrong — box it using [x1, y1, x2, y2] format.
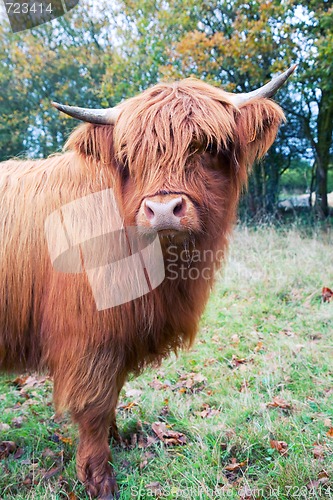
[0, 0, 118, 159]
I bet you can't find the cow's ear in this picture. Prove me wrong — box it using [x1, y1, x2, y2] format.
[234, 99, 285, 167]
[65, 123, 115, 164]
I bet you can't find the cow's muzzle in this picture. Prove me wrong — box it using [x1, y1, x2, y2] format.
[136, 193, 200, 236]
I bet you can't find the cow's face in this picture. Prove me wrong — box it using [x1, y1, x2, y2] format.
[63, 78, 286, 251]
[120, 147, 236, 249]
[112, 80, 285, 248]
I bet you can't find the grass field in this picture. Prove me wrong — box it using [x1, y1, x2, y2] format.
[0, 224, 332, 499]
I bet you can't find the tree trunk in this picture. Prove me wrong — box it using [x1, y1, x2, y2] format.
[315, 90, 333, 218]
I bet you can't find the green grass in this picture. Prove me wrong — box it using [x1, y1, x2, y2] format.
[1, 224, 333, 499]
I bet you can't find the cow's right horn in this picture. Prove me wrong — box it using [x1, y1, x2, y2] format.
[228, 65, 297, 106]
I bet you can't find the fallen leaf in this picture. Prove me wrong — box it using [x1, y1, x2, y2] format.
[197, 403, 220, 418]
[0, 423, 10, 432]
[151, 422, 186, 446]
[12, 416, 25, 428]
[238, 485, 255, 499]
[42, 467, 62, 480]
[0, 441, 17, 459]
[307, 474, 329, 492]
[254, 341, 264, 352]
[12, 375, 30, 387]
[266, 396, 292, 410]
[146, 482, 163, 496]
[270, 439, 288, 456]
[118, 401, 138, 411]
[125, 388, 143, 399]
[224, 457, 248, 472]
[240, 380, 249, 393]
[322, 287, 333, 303]
[324, 418, 332, 428]
[280, 329, 295, 337]
[326, 428, 333, 438]
[174, 372, 207, 393]
[41, 448, 58, 458]
[139, 451, 155, 470]
[13, 447, 24, 459]
[22, 475, 32, 485]
[231, 334, 240, 346]
[204, 358, 217, 366]
[149, 378, 171, 390]
[231, 355, 248, 368]
[313, 443, 325, 459]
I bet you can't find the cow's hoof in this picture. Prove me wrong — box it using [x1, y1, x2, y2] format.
[77, 455, 118, 499]
[84, 474, 119, 499]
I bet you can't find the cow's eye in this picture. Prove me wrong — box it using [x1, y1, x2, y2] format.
[206, 143, 218, 156]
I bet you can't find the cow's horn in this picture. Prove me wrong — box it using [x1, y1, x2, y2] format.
[229, 65, 297, 106]
[51, 102, 121, 125]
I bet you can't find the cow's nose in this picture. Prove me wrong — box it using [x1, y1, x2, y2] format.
[143, 196, 186, 227]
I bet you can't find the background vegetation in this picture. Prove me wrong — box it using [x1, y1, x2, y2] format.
[0, 0, 332, 218]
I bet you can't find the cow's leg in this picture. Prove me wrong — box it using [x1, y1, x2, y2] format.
[108, 375, 127, 445]
[108, 408, 121, 444]
[73, 407, 119, 499]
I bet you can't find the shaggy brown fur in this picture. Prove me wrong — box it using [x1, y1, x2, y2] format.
[0, 78, 285, 498]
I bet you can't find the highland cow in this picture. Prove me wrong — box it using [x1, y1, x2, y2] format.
[0, 66, 295, 498]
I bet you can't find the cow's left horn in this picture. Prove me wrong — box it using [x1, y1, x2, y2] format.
[229, 65, 297, 106]
[51, 102, 121, 125]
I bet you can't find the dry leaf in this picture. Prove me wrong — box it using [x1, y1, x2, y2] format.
[13, 447, 24, 459]
[238, 485, 254, 499]
[313, 443, 325, 459]
[125, 388, 143, 399]
[197, 403, 220, 418]
[254, 341, 264, 352]
[322, 287, 333, 303]
[231, 334, 240, 346]
[231, 355, 249, 368]
[204, 358, 217, 366]
[240, 380, 249, 393]
[270, 439, 288, 456]
[149, 378, 171, 390]
[307, 474, 329, 492]
[118, 401, 138, 411]
[175, 372, 207, 393]
[151, 422, 186, 446]
[12, 375, 30, 387]
[326, 428, 333, 438]
[0, 441, 17, 459]
[0, 423, 10, 432]
[266, 396, 291, 410]
[146, 482, 163, 496]
[12, 416, 25, 428]
[224, 457, 248, 472]
[139, 451, 155, 470]
[41, 448, 58, 459]
[42, 467, 62, 480]
[324, 418, 332, 428]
